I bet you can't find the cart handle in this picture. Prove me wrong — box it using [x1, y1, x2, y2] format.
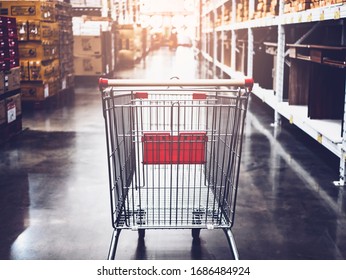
[99, 78, 254, 91]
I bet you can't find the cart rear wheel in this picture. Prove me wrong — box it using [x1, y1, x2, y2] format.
[138, 229, 145, 239]
[192, 229, 200, 239]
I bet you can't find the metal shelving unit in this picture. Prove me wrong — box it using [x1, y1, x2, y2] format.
[200, 0, 346, 186]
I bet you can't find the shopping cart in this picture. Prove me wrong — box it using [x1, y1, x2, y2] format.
[98, 78, 253, 260]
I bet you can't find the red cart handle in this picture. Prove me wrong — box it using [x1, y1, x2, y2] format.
[99, 78, 254, 91]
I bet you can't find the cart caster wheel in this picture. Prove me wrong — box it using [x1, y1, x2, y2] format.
[138, 229, 145, 239]
[192, 229, 201, 239]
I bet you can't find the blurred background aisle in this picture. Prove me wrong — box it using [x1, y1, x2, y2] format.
[0, 0, 345, 260]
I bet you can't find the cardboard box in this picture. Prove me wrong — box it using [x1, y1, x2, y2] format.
[4, 66, 20, 92]
[60, 73, 74, 90]
[21, 80, 56, 101]
[20, 59, 59, 81]
[73, 35, 103, 56]
[16, 20, 28, 41]
[0, 1, 56, 22]
[28, 59, 59, 81]
[74, 55, 105, 76]
[16, 20, 59, 41]
[19, 42, 59, 61]
[20, 60, 30, 81]
[28, 21, 59, 41]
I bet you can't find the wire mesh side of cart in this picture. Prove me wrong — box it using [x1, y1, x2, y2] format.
[101, 86, 249, 230]
[99, 79, 253, 259]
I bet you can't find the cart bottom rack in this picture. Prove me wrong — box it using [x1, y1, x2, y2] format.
[99, 78, 253, 260]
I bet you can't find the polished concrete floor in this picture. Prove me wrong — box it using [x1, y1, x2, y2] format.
[0, 47, 345, 260]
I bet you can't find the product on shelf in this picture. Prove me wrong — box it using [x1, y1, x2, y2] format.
[0, 15, 22, 143]
[1, 1, 74, 104]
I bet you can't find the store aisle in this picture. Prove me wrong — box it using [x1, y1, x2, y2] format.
[0, 46, 345, 260]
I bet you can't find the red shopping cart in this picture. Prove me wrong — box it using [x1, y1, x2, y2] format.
[99, 78, 253, 260]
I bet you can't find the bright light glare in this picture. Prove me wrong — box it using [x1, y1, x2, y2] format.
[163, 16, 172, 27]
[171, 14, 185, 28]
[140, 15, 150, 28]
[184, 15, 195, 27]
[150, 15, 163, 29]
[139, 0, 190, 13]
[184, 0, 194, 11]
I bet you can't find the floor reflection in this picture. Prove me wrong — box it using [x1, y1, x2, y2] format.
[0, 173, 29, 259]
[0, 46, 345, 259]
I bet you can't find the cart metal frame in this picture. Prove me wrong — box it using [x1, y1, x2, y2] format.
[99, 78, 253, 260]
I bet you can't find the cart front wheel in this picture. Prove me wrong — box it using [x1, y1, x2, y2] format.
[192, 229, 200, 239]
[138, 229, 145, 239]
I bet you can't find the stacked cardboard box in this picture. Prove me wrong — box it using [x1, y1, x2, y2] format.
[1, 1, 74, 102]
[73, 17, 114, 76]
[253, 0, 279, 18]
[56, 1, 74, 91]
[223, 6, 232, 25]
[73, 32, 113, 76]
[74, 34, 105, 76]
[313, 0, 346, 7]
[0, 16, 22, 143]
[284, 0, 345, 13]
[284, 1, 312, 13]
[236, 0, 249, 22]
[0, 17, 19, 70]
